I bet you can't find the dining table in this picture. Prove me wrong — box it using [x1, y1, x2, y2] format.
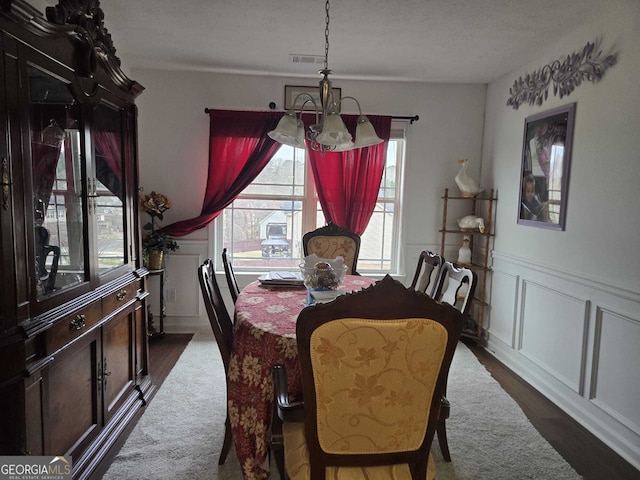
[228, 274, 376, 480]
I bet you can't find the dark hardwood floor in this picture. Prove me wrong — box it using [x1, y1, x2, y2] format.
[91, 334, 639, 480]
[465, 340, 640, 480]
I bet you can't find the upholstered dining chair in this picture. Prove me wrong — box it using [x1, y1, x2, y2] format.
[408, 250, 444, 297]
[221, 247, 240, 303]
[273, 275, 465, 480]
[432, 260, 477, 462]
[197, 259, 234, 465]
[302, 222, 361, 275]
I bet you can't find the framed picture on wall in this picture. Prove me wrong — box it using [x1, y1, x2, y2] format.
[518, 103, 576, 230]
[284, 85, 341, 110]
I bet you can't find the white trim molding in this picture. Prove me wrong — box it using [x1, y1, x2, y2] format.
[487, 251, 640, 470]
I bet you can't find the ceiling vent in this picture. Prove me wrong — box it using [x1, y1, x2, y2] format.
[289, 54, 324, 65]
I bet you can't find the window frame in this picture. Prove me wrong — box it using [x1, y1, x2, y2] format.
[215, 125, 406, 275]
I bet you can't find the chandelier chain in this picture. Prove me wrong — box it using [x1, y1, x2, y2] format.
[324, 0, 330, 70]
[267, 0, 383, 153]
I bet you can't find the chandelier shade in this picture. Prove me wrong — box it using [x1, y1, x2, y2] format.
[267, 113, 306, 148]
[267, 0, 382, 153]
[354, 116, 384, 148]
[315, 112, 353, 147]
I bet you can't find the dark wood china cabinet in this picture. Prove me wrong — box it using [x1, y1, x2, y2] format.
[0, 1, 152, 478]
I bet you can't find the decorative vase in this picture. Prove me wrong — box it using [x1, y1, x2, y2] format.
[147, 250, 164, 270]
[457, 235, 472, 266]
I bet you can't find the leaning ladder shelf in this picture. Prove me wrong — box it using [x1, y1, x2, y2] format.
[439, 188, 497, 342]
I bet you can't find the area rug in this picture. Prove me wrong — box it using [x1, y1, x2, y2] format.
[102, 328, 581, 480]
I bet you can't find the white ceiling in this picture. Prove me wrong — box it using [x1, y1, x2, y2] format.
[99, 0, 608, 84]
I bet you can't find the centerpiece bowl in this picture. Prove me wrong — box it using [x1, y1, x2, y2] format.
[299, 262, 347, 291]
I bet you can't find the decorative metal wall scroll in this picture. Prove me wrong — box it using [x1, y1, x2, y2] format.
[507, 39, 618, 110]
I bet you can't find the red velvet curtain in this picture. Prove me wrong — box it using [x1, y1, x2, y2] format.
[161, 110, 283, 237]
[304, 114, 392, 235]
[94, 132, 122, 180]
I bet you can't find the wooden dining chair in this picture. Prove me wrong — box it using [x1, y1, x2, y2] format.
[302, 222, 361, 275]
[221, 247, 240, 303]
[273, 275, 465, 479]
[408, 250, 444, 297]
[432, 260, 477, 462]
[197, 259, 234, 464]
[433, 260, 477, 317]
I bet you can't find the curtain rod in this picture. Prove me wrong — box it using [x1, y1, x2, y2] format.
[204, 108, 419, 124]
[392, 115, 419, 124]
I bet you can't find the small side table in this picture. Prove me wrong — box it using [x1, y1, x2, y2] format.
[147, 268, 165, 337]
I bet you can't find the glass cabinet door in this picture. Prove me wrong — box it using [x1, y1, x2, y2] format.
[93, 103, 126, 273]
[29, 66, 85, 298]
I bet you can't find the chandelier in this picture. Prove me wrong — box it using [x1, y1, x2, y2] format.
[268, 0, 382, 153]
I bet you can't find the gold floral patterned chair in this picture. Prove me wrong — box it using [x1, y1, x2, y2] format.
[302, 223, 361, 275]
[273, 275, 465, 480]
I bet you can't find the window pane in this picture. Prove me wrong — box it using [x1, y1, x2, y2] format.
[358, 138, 402, 273]
[29, 66, 85, 298]
[222, 200, 304, 270]
[222, 134, 405, 275]
[359, 202, 394, 272]
[94, 103, 126, 272]
[243, 145, 305, 197]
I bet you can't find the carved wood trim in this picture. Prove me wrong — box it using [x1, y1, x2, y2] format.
[1, 0, 144, 96]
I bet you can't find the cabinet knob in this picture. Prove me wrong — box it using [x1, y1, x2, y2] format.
[70, 314, 86, 331]
[116, 289, 128, 301]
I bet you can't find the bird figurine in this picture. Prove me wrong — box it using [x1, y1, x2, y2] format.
[457, 235, 472, 266]
[457, 215, 485, 233]
[454, 158, 483, 197]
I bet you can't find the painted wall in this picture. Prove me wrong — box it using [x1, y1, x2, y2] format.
[129, 0, 639, 469]
[482, 0, 640, 469]
[132, 70, 486, 327]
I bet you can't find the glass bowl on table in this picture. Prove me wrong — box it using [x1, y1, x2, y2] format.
[299, 262, 348, 304]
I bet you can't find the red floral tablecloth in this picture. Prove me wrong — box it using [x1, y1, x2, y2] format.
[228, 275, 375, 480]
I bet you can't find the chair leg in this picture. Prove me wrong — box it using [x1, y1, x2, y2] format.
[437, 396, 452, 462]
[218, 416, 233, 465]
[271, 412, 286, 479]
[437, 417, 452, 462]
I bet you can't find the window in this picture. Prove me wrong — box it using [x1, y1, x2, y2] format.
[218, 128, 405, 274]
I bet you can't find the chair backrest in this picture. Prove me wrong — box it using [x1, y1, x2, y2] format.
[409, 250, 444, 297]
[35, 225, 60, 293]
[221, 247, 240, 304]
[197, 259, 234, 370]
[302, 223, 361, 275]
[433, 261, 477, 316]
[296, 275, 464, 477]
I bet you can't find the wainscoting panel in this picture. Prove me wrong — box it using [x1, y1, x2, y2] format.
[519, 280, 589, 394]
[591, 307, 640, 436]
[487, 270, 518, 348]
[164, 252, 202, 317]
[488, 252, 640, 470]
[162, 240, 210, 331]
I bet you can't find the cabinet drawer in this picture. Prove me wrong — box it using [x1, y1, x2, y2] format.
[102, 281, 140, 314]
[45, 301, 102, 354]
